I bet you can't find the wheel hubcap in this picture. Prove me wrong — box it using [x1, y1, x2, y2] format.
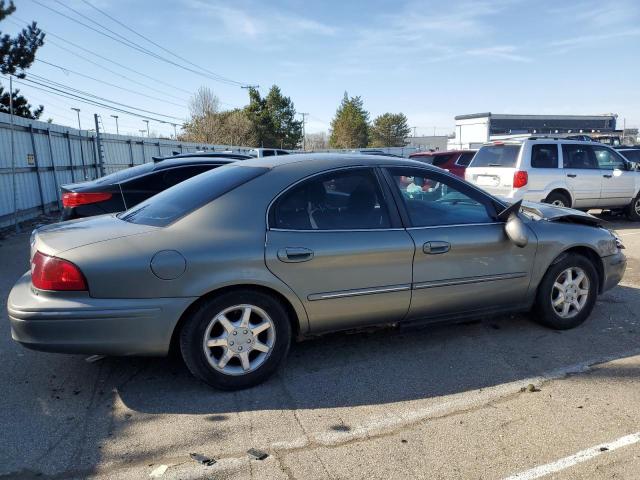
[634, 198, 640, 215]
[551, 199, 565, 207]
[202, 304, 276, 376]
[551, 267, 590, 319]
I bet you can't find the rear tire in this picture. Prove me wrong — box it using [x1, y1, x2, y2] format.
[180, 290, 291, 390]
[533, 253, 598, 330]
[544, 191, 571, 208]
[626, 195, 640, 221]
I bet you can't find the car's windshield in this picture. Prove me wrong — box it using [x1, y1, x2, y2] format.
[119, 165, 268, 227]
[470, 145, 521, 168]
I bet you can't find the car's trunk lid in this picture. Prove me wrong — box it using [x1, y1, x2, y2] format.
[32, 214, 157, 257]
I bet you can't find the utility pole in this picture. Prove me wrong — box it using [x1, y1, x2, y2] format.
[300, 112, 309, 151]
[171, 123, 177, 138]
[412, 126, 417, 138]
[94, 114, 106, 177]
[143, 120, 150, 137]
[9, 75, 18, 232]
[71, 107, 87, 179]
[139, 129, 146, 137]
[71, 107, 81, 130]
[111, 115, 119, 135]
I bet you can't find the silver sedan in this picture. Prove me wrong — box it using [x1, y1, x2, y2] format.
[8, 154, 627, 390]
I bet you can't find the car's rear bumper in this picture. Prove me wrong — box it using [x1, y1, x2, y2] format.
[8, 272, 196, 356]
[601, 251, 627, 293]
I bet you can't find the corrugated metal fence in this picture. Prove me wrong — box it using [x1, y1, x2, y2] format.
[0, 112, 245, 229]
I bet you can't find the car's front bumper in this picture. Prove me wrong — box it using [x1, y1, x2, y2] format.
[8, 272, 196, 356]
[601, 251, 627, 293]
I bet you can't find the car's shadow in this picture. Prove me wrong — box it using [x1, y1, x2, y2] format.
[114, 285, 640, 415]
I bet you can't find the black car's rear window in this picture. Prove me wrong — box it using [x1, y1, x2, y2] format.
[96, 163, 154, 184]
[119, 165, 268, 226]
[470, 145, 521, 168]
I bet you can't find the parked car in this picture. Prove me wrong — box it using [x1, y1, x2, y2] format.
[248, 148, 291, 157]
[60, 152, 251, 220]
[409, 150, 477, 178]
[616, 147, 640, 169]
[465, 138, 640, 220]
[9, 154, 626, 390]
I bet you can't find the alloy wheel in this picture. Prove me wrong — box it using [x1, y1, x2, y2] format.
[551, 199, 565, 207]
[550, 267, 590, 319]
[202, 304, 276, 375]
[635, 198, 640, 216]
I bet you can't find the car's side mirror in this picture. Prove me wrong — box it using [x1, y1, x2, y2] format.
[497, 199, 528, 248]
[505, 213, 529, 248]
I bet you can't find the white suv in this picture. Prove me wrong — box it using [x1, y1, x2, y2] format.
[465, 138, 640, 220]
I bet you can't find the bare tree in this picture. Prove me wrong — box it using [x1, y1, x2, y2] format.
[304, 132, 328, 151]
[189, 86, 219, 119]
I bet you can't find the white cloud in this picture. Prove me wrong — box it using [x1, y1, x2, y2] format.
[465, 45, 531, 62]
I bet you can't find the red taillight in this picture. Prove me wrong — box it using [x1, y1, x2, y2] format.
[31, 251, 87, 291]
[62, 192, 112, 208]
[513, 171, 528, 188]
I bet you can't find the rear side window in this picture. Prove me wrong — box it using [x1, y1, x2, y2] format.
[456, 152, 476, 166]
[96, 163, 154, 184]
[119, 166, 268, 226]
[619, 150, 640, 162]
[562, 144, 597, 169]
[431, 154, 453, 167]
[470, 145, 520, 168]
[531, 144, 559, 168]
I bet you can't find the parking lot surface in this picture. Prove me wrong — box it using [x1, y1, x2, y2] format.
[1, 214, 640, 480]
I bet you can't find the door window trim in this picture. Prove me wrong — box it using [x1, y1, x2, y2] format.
[380, 166, 502, 228]
[267, 166, 403, 232]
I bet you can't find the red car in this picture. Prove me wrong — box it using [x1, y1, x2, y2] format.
[409, 150, 477, 178]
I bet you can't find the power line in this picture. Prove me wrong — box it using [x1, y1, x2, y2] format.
[9, 16, 193, 99]
[79, 0, 249, 88]
[35, 58, 187, 109]
[26, 73, 184, 120]
[31, 0, 250, 87]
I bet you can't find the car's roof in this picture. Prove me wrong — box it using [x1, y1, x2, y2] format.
[411, 150, 475, 156]
[236, 152, 439, 171]
[153, 156, 237, 170]
[481, 138, 612, 146]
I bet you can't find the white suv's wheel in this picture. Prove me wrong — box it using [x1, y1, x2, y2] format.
[544, 191, 570, 208]
[626, 195, 640, 221]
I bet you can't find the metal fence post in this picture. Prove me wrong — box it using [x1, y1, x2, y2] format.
[46, 128, 61, 209]
[29, 124, 47, 215]
[77, 130, 88, 180]
[92, 135, 100, 178]
[66, 131, 76, 182]
[128, 139, 134, 166]
[157, 141, 162, 156]
[93, 114, 106, 177]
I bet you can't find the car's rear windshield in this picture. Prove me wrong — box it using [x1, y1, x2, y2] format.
[470, 145, 521, 168]
[118, 165, 268, 227]
[96, 163, 154, 184]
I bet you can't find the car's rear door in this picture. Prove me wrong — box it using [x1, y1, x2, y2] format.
[265, 167, 415, 333]
[383, 166, 536, 320]
[561, 144, 601, 208]
[592, 146, 635, 207]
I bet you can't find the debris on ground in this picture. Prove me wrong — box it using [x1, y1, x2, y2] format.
[401, 439, 408, 444]
[599, 447, 609, 452]
[247, 448, 269, 460]
[189, 453, 216, 466]
[149, 464, 168, 477]
[520, 384, 540, 393]
[85, 355, 106, 363]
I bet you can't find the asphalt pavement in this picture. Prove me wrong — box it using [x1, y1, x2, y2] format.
[1, 214, 639, 480]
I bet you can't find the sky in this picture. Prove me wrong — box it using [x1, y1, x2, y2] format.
[6, 0, 640, 138]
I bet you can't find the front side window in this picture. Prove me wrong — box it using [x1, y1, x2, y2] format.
[387, 168, 494, 227]
[272, 169, 391, 230]
[592, 146, 626, 170]
[619, 150, 640, 163]
[562, 144, 598, 169]
[531, 144, 559, 168]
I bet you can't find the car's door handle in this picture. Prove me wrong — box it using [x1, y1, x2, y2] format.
[277, 247, 314, 263]
[603, 174, 612, 178]
[423, 241, 450, 254]
[566, 173, 577, 178]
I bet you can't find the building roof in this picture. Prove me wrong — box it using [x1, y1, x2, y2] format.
[454, 112, 618, 121]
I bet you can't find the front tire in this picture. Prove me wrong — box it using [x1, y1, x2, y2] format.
[533, 253, 598, 330]
[180, 290, 291, 390]
[626, 195, 640, 221]
[544, 191, 570, 208]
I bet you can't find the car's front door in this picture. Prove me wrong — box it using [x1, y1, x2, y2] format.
[265, 167, 415, 333]
[561, 144, 602, 208]
[592, 146, 635, 207]
[383, 167, 537, 320]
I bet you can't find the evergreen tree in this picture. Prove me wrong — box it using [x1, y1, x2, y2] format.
[329, 92, 369, 148]
[0, 1, 45, 119]
[369, 113, 411, 147]
[245, 86, 302, 149]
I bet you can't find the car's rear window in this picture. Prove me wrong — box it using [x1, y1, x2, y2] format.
[96, 163, 154, 184]
[431, 154, 453, 167]
[470, 145, 521, 168]
[119, 165, 268, 226]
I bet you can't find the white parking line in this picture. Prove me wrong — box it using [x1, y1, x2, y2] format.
[618, 231, 640, 236]
[503, 432, 640, 480]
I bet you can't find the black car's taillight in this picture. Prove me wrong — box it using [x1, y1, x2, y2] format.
[62, 192, 112, 208]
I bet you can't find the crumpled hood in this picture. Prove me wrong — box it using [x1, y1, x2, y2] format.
[521, 201, 603, 226]
[33, 214, 157, 256]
